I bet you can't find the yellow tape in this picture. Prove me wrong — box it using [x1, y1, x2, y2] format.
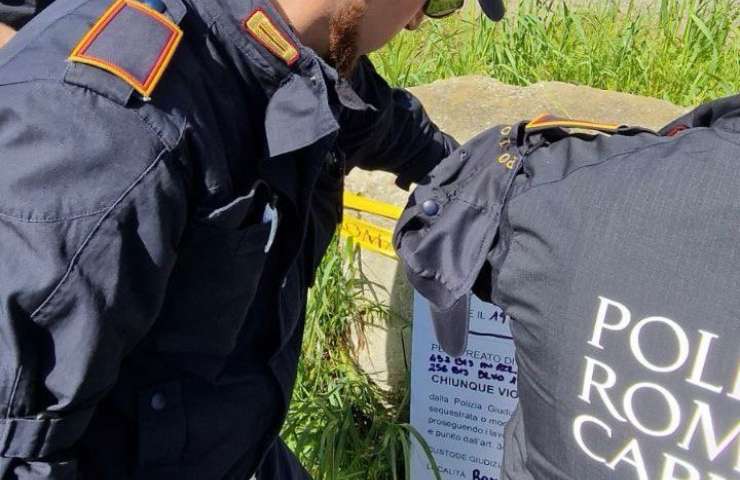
[343, 192, 402, 220]
[340, 216, 396, 259]
[340, 192, 402, 258]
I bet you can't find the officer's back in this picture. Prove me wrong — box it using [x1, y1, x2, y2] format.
[396, 97, 740, 479]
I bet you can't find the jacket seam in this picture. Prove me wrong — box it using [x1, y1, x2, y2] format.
[29, 144, 173, 320]
[0, 78, 180, 222]
[403, 203, 504, 293]
[402, 157, 522, 293]
[5, 367, 22, 421]
[0, 208, 111, 224]
[715, 124, 740, 145]
[507, 129, 708, 205]
[58, 74, 186, 153]
[134, 106, 185, 153]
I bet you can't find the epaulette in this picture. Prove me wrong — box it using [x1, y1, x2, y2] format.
[525, 113, 656, 136]
[68, 0, 183, 99]
[243, 9, 300, 66]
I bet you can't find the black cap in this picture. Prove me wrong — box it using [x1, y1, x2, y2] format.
[479, 0, 505, 21]
[429, 295, 471, 357]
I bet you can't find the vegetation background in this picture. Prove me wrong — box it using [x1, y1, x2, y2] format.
[282, 1, 740, 478]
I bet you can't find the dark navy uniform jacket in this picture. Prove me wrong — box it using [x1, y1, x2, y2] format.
[395, 97, 740, 479]
[0, 0, 456, 478]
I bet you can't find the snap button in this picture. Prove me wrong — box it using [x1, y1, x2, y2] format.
[500, 126, 512, 136]
[422, 200, 440, 216]
[150, 392, 167, 411]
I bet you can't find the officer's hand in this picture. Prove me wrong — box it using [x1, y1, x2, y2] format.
[0, 23, 16, 47]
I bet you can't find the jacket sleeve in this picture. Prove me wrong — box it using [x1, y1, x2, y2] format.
[338, 57, 459, 190]
[394, 122, 674, 310]
[0, 82, 189, 478]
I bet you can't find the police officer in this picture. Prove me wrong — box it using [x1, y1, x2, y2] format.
[395, 99, 740, 479]
[0, 0, 505, 479]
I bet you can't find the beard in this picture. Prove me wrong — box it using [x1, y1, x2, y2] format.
[327, 0, 367, 78]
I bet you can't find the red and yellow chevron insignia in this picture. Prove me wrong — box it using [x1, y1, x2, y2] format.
[244, 9, 300, 66]
[526, 113, 623, 133]
[69, 0, 183, 98]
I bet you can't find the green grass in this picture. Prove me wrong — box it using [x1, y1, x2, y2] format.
[282, 238, 439, 480]
[285, 1, 739, 478]
[372, 0, 740, 106]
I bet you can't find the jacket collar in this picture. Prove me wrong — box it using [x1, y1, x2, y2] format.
[698, 94, 740, 131]
[662, 94, 740, 134]
[182, 0, 372, 157]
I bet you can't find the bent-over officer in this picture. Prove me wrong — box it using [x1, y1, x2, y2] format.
[395, 98, 740, 479]
[0, 0, 506, 478]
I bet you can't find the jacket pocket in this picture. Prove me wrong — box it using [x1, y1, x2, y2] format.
[152, 181, 274, 360]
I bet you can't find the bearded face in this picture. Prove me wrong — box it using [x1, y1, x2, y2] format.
[327, 0, 366, 77]
[326, 0, 426, 77]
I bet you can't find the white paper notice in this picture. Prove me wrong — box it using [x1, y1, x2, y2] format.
[411, 292, 518, 480]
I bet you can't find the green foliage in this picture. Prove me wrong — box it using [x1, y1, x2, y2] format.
[282, 237, 441, 480]
[372, 0, 740, 106]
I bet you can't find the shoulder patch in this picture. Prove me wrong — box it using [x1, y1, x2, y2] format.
[244, 9, 300, 66]
[526, 113, 622, 134]
[68, 0, 183, 98]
